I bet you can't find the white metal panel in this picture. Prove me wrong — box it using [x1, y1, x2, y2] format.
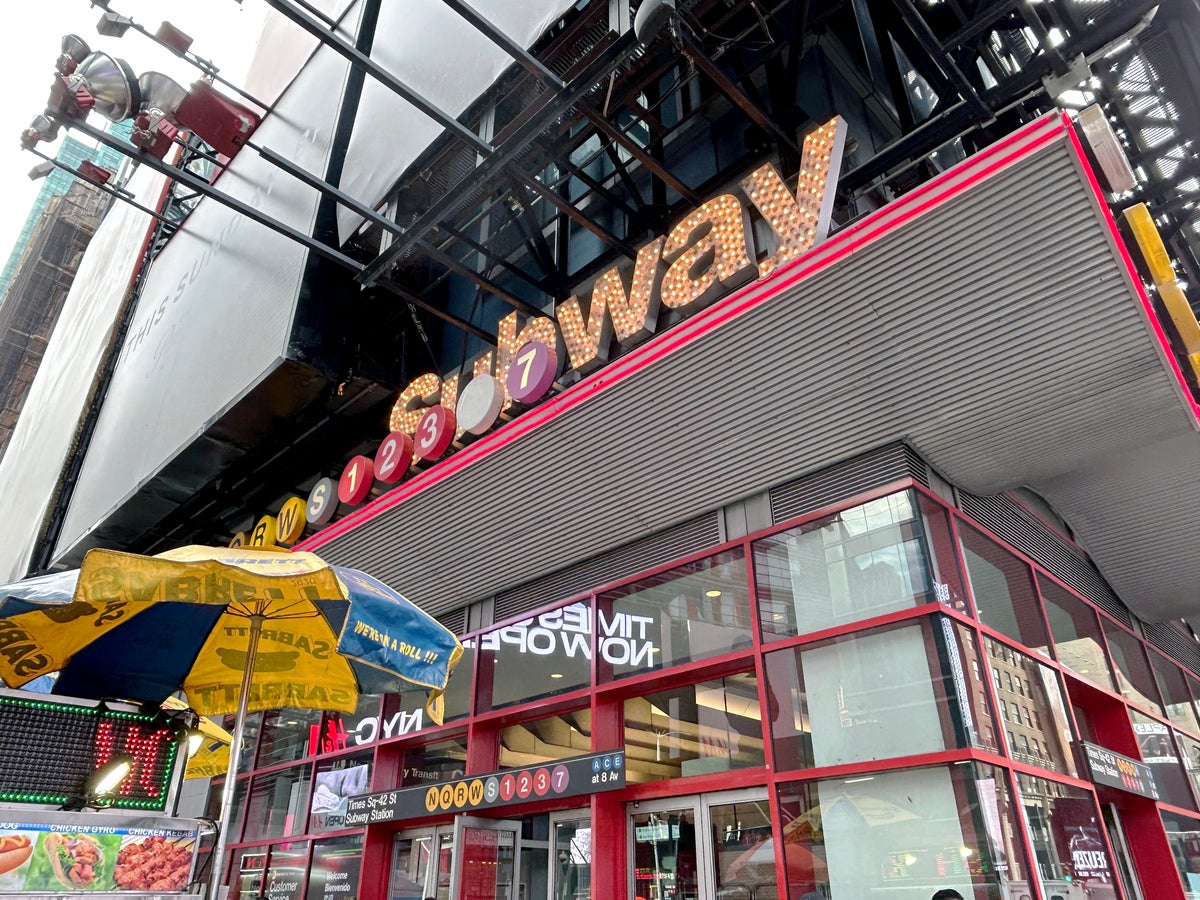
[53, 15, 363, 560]
[335, 0, 583, 242]
[0, 166, 167, 581]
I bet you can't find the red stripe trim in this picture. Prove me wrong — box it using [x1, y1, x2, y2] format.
[298, 115, 1070, 550]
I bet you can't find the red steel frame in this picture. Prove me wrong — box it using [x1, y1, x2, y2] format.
[253, 110, 1200, 900]
[232, 476, 1200, 900]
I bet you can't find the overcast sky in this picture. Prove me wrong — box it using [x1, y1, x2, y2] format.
[0, 0, 267, 266]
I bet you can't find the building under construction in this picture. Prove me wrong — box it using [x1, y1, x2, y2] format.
[0, 137, 123, 457]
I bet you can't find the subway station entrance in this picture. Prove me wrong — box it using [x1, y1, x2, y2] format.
[388, 811, 593, 900]
[630, 791, 776, 900]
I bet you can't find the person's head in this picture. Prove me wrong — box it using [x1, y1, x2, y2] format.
[931, 890, 964, 900]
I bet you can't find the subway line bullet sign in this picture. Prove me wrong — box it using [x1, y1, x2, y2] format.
[344, 751, 625, 825]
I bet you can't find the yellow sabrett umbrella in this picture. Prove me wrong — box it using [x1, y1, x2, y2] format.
[0, 544, 463, 899]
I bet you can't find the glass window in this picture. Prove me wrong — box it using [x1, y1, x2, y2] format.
[370, 684, 459, 744]
[1131, 713, 1197, 810]
[227, 776, 250, 843]
[443, 640, 473, 720]
[402, 737, 469, 786]
[309, 753, 371, 832]
[245, 764, 312, 839]
[233, 847, 266, 899]
[306, 834, 362, 900]
[314, 695, 381, 755]
[1177, 733, 1200, 810]
[475, 601, 592, 709]
[1037, 576, 1114, 690]
[376, 648, 473, 724]
[1150, 651, 1200, 735]
[258, 708, 323, 765]
[755, 491, 936, 641]
[263, 842, 308, 900]
[598, 550, 750, 679]
[948, 621, 1003, 754]
[553, 818, 592, 900]
[1015, 774, 1117, 900]
[917, 493, 970, 613]
[958, 525, 1049, 653]
[983, 637, 1077, 777]
[229, 712, 262, 773]
[1162, 811, 1200, 896]
[764, 618, 965, 770]
[777, 764, 1029, 900]
[1103, 622, 1163, 714]
[501, 710, 593, 771]
[624, 674, 763, 781]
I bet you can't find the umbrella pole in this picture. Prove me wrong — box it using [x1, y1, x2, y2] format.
[208, 613, 264, 900]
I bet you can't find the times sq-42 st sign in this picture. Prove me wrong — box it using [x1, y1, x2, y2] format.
[235, 118, 847, 546]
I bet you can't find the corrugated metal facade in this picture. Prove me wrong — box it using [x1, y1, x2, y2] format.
[304, 115, 1200, 624]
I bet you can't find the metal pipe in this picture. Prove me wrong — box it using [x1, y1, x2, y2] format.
[59, 115, 364, 271]
[260, 0, 493, 155]
[208, 613, 264, 900]
[247, 140, 544, 317]
[23, 145, 178, 226]
[439, 0, 565, 90]
[89, 2, 272, 111]
[358, 31, 636, 286]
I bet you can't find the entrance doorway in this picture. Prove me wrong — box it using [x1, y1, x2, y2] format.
[1101, 804, 1143, 900]
[390, 812, 592, 900]
[390, 817, 521, 900]
[628, 790, 775, 900]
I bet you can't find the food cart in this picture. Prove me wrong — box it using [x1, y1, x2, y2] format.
[0, 688, 206, 899]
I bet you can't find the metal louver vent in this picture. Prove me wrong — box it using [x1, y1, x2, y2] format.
[491, 511, 722, 624]
[1143, 621, 1200, 679]
[958, 492, 1131, 626]
[770, 443, 929, 525]
[436, 607, 467, 638]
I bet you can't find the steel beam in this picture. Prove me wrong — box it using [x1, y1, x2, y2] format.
[261, 0, 493, 156]
[358, 31, 635, 286]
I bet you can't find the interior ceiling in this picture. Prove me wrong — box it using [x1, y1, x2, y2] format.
[42, 0, 1200, 602]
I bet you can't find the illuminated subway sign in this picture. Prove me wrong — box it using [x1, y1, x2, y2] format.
[386, 116, 846, 441]
[234, 118, 846, 546]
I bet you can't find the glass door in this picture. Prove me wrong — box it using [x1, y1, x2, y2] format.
[1101, 805, 1142, 900]
[452, 816, 523, 900]
[391, 827, 454, 900]
[630, 791, 773, 900]
[703, 792, 776, 900]
[550, 812, 593, 900]
[631, 803, 699, 900]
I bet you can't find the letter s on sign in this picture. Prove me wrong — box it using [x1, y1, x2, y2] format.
[306, 477, 336, 526]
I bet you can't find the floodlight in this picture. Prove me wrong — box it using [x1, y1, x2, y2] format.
[19, 115, 59, 148]
[89, 758, 132, 797]
[75, 51, 141, 121]
[138, 72, 187, 118]
[57, 34, 92, 74]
